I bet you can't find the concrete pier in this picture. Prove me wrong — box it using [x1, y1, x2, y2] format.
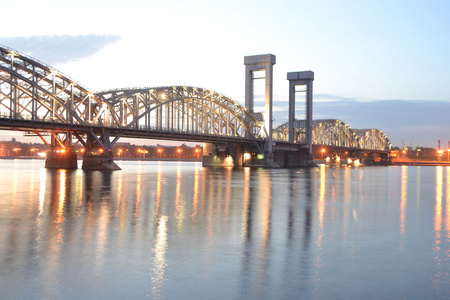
[45, 151, 78, 169]
[82, 154, 121, 170]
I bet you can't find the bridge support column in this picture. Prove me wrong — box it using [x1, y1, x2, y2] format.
[202, 143, 245, 167]
[82, 151, 120, 170]
[229, 143, 244, 167]
[78, 129, 121, 170]
[244, 54, 276, 153]
[44, 131, 78, 169]
[287, 71, 314, 162]
[45, 151, 78, 169]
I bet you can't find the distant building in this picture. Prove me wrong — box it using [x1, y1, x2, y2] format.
[0, 141, 21, 156]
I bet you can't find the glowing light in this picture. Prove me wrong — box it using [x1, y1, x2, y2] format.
[244, 153, 251, 160]
[223, 155, 234, 166]
[257, 154, 264, 160]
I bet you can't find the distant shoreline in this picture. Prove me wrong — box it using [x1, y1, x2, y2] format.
[2, 157, 450, 166]
[0, 156, 202, 162]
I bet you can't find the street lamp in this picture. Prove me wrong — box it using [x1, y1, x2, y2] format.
[13, 147, 21, 156]
[321, 148, 326, 160]
[437, 149, 443, 161]
[30, 148, 38, 156]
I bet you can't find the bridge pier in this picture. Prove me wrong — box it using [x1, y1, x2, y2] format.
[82, 151, 121, 171]
[272, 144, 314, 168]
[202, 143, 245, 167]
[202, 142, 268, 167]
[45, 151, 78, 169]
[202, 142, 317, 168]
[44, 132, 78, 169]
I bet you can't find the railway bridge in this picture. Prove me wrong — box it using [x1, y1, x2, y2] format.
[0, 46, 390, 169]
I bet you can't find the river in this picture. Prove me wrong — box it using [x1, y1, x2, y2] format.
[0, 160, 449, 299]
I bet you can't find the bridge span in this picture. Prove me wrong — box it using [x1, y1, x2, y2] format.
[0, 45, 390, 169]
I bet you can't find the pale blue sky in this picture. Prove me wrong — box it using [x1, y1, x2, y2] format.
[1, 0, 449, 147]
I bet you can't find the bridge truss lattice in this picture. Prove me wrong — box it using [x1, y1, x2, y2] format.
[0, 45, 266, 144]
[274, 119, 391, 151]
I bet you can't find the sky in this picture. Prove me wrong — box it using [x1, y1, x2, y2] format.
[1, 0, 450, 148]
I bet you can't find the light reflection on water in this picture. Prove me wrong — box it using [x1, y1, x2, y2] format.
[0, 160, 449, 299]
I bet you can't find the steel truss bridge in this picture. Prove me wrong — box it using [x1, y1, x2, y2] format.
[274, 119, 391, 151]
[0, 45, 390, 167]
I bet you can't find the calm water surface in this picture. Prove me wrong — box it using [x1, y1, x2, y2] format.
[0, 160, 449, 299]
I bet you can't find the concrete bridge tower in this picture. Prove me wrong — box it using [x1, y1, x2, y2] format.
[287, 71, 314, 159]
[244, 54, 276, 153]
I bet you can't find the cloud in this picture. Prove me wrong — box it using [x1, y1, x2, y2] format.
[0, 35, 121, 65]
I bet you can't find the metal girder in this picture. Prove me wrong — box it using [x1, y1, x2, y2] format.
[97, 86, 267, 140]
[273, 119, 391, 151]
[354, 128, 391, 151]
[0, 45, 266, 144]
[0, 46, 119, 127]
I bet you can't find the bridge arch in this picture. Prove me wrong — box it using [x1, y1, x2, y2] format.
[274, 119, 356, 147]
[354, 128, 391, 151]
[97, 86, 267, 139]
[0, 45, 119, 127]
[274, 119, 391, 151]
[312, 119, 355, 147]
[0, 45, 265, 140]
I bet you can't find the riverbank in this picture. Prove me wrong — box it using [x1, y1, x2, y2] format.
[0, 156, 202, 162]
[313, 159, 450, 167]
[392, 161, 450, 166]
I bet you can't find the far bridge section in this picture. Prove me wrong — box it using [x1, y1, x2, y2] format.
[273, 119, 391, 163]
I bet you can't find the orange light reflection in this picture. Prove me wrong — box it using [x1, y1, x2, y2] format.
[317, 165, 326, 248]
[400, 166, 408, 237]
[435, 167, 443, 233]
[155, 163, 162, 217]
[446, 167, 450, 236]
[191, 164, 200, 221]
